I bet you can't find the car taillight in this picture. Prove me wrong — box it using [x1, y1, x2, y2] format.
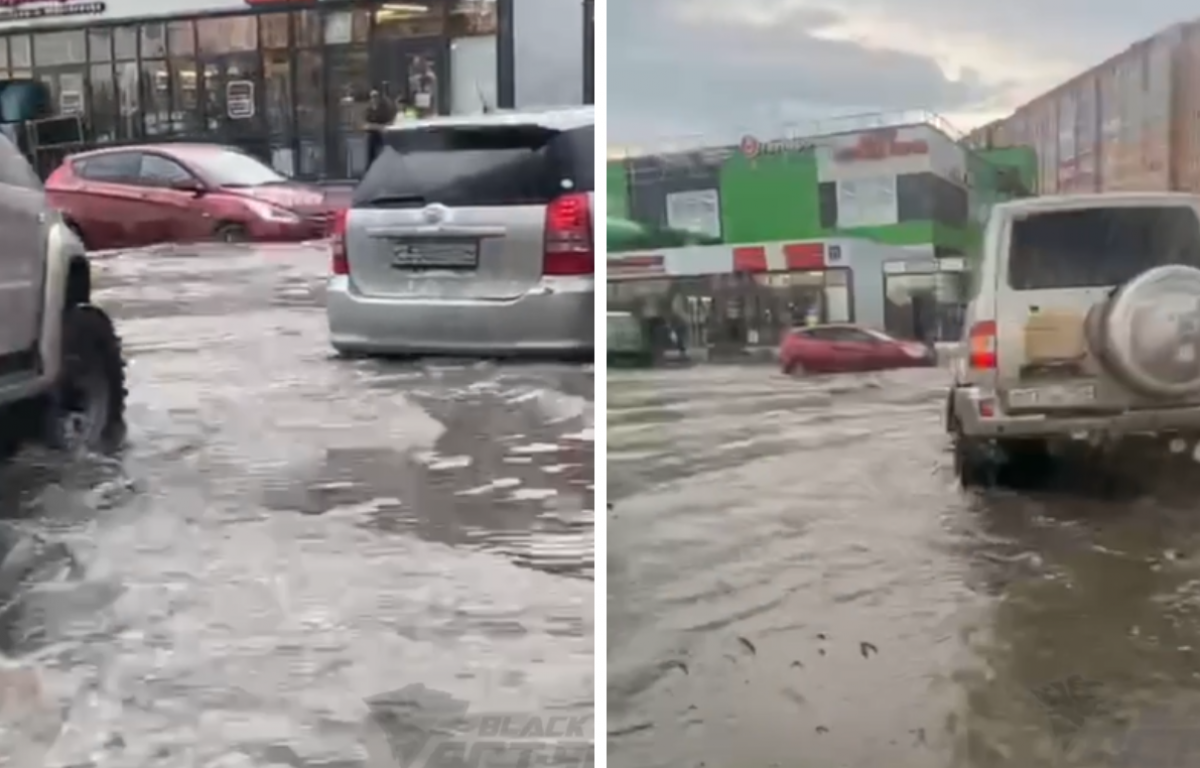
[968, 320, 997, 369]
[331, 209, 349, 275]
[543, 193, 593, 276]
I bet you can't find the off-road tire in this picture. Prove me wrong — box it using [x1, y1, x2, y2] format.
[952, 421, 994, 488]
[40, 305, 127, 454]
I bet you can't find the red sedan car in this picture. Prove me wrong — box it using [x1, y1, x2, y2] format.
[46, 144, 337, 250]
[779, 324, 936, 375]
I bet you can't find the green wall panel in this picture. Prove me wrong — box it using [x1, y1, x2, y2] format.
[718, 152, 822, 243]
[607, 162, 630, 220]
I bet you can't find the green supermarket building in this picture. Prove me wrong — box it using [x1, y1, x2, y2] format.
[607, 113, 1036, 346]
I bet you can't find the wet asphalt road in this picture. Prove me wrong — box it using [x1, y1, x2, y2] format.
[0, 244, 593, 766]
[608, 365, 1200, 768]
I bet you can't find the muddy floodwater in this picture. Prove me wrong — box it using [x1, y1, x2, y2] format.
[608, 365, 1200, 768]
[0, 244, 594, 767]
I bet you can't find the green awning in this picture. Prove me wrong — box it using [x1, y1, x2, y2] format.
[607, 217, 722, 251]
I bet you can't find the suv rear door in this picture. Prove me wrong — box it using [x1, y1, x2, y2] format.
[0, 131, 46, 359]
[996, 202, 1200, 411]
[345, 117, 593, 300]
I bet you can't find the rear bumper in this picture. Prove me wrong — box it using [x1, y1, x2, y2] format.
[953, 386, 1200, 439]
[326, 275, 594, 355]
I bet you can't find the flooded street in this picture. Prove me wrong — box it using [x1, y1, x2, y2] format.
[0, 244, 594, 766]
[608, 366, 1200, 768]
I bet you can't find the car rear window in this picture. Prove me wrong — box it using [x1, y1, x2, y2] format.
[352, 122, 593, 209]
[1008, 206, 1200, 290]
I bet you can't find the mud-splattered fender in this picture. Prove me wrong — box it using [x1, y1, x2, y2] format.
[34, 220, 86, 389]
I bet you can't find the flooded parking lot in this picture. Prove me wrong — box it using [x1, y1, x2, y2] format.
[0, 244, 594, 766]
[608, 365, 1200, 768]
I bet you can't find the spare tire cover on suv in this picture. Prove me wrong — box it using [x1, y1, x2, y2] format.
[1098, 264, 1200, 398]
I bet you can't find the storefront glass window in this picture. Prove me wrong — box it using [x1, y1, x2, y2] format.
[9, 36, 30, 69]
[449, 0, 497, 36]
[262, 49, 292, 172]
[114, 26, 137, 61]
[197, 16, 257, 55]
[296, 10, 322, 48]
[449, 36, 496, 114]
[87, 29, 112, 62]
[141, 59, 169, 136]
[327, 47, 368, 178]
[260, 13, 290, 49]
[296, 49, 325, 177]
[168, 21, 194, 57]
[116, 60, 140, 139]
[141, 23, 167, 59]
[405, 52, 440, 115]
[169, 60, 199, 135]
[33, 31, 86, 66]
[374, 0, 445, 38]
[89, 63, 116, 143]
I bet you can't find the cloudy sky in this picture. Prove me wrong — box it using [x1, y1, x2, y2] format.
[607, 0, 1198, 150]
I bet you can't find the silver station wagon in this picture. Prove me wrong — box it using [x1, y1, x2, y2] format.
[325, 106, 595, 358]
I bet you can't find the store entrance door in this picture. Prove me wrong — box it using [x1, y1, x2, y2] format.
[200, 53, 267, 161]
[369, 38, 447, 117]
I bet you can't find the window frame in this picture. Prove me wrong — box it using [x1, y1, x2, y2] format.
[133, 151, 199, 188]
[73, 151, 142, 184]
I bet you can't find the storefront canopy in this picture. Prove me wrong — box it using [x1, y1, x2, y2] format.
[607, 217, 721, 251]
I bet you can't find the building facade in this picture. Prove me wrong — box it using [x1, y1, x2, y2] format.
[608, 122, 981, 262]
[606, 119, 1038, 344]
[0, 0, 592, 181]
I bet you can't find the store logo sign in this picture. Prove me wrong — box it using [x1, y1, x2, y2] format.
[0, 0, 104, 21]
[834, 128, 929, 163]
[740, 134, 812, 159]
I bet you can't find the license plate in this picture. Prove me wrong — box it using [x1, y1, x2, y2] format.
[1008, 384, 1097, 408]
[390, 240, 478, 270]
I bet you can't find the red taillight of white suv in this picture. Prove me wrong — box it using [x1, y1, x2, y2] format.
[543, 192, 593, 276]
[968, 320, 997, 369]
[330, 208, 349, 275]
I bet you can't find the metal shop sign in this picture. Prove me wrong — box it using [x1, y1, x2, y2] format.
[609, 254, 665, 280]
[0, 0, 105, 22]
[225, 80, 254, 119]
[740, 133, 813, 159]
[834, 128, 928, 163]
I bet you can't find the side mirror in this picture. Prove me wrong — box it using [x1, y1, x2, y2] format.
[170, 178, 205, 195]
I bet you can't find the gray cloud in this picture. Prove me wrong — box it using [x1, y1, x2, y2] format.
[607, 0, 1195, 147]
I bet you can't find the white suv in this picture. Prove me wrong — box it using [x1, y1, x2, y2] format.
[948, 192, 1200, 486]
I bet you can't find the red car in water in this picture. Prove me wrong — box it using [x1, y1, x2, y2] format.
[45, 144, 338, 250]
[779, 324, 936, 375]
